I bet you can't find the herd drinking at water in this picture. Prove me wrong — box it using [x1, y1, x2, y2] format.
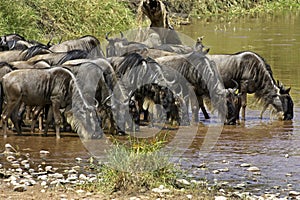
[0, 1, 294, 139]
[0, 29, 293, 139]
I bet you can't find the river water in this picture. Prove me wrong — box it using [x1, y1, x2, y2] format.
[0, 10, 300, 196]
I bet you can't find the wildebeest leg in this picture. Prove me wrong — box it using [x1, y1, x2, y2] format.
[50, 101, 61, 139]
[30, 106, 44, 133]
[2, 96, 22, 137]
[259, 104, 268, 119]
[198, 96, 210, 120]
[240, 81, 248, 120]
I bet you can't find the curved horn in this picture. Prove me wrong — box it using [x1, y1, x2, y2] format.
[120, 31, 124, 38]
[9, 40, 16, 50]
[94, 98, 99, 108]
[105, 31, 111, 41]
[102, 94, 112, 105]
[231, 79, 239, 91]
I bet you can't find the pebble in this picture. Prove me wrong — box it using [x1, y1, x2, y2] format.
[40, 181, 47, 187]
[75, 157, 82, 162]
[76, 189, 85, 194]
[240, 163, 251, 167]
[45, 166, 53, 172]
[289, 191, 300, 196]
[39, 150, 50, 155]
[176, 179, 190, 185]
[215, 196, 227, 200]
[219, 168, 229, 172]
[285, 154, 289, 158]
[247, 166, 260, 172]
[212, 170, 220, 174]
[186, 194, 193, 199]
[152, 185, 170, 193]
[13, 185, 27, 192]
[285, 173, 292, 177]
[6, 155, 16, 162]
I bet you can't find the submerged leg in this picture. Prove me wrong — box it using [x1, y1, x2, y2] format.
[259, 104, 268, 119]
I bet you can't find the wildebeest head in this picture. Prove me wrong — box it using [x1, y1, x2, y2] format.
[277, 80, 293, 120]
[224, 81, 241, 125]
[105, 32, 129, 57]
[72, 98, 103, 140]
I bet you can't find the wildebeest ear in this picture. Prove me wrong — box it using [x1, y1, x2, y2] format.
[285, 87, 291, 93]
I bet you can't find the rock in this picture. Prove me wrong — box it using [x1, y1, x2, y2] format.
[285, 154, 289, 158]
[49, 173, 64, 179]
[11, 163, 20, 168]
[45, 166, 53, 172]
[186, 194, 193, 199]
[15, 168, 22, 173]
[289, 191, 300, 196]
[76, 189, 85, 194]
[79, 174, 87, 180]
[286, 173, 292, 177]
[39, 150, 50, 155]
[247, 166, 260, 172]
[212, 170, 220, 174]
[75, 157, 82, 162]
[6, 155, 16, 162]
[13, 185, 27, 192]
[240, 163, 251, 167]
[40, 181, 47, 187]
[176, 179, 190, 186]
[234, 183, 246, 190]
[219, 168, 229, 172]
[152, 185, 170, 193]
[21, 160, 29, 165]
[37, 175, 48, 181]
[215, 196, 227, 200]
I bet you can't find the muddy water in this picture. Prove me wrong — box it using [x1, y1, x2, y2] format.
[176, 10, 300, 195]
[0, 10, 300, 195]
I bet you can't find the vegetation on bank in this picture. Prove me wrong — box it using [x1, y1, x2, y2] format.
[0, 0, 136, 44]
[0, 0, 299, 43]
[168, 0, 300, 20]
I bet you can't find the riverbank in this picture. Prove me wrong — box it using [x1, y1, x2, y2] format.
[1, 0, 299, 43]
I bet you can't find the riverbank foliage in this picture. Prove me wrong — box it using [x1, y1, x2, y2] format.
[81, 137, 183, 193]
[168, 0, 300, 19]
[1, 0, 299, 43]
[0, 0, 136, 44]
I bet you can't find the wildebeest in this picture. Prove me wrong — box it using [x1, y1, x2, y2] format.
[109, 52, 184, 129]
[0, 45, 51, 63]
[155, 51, 240, 125]
[27, 49, 91, 65]
[49, 35, 105, 58]
[206, 51, 293, 120]
[1, 67, 103, 139]
[0, 33, 50, 51]
[105, 32, 207, 58]
[63, 58, 128, 135]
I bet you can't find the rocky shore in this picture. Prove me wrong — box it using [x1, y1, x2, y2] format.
[1, 143, 299, 200]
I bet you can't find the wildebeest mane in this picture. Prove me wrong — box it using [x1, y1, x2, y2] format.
[22, 45, 51, 60]
[115, 53, 145, 76]
[237, 51, 279, 106]
[56, 49, 89, 65]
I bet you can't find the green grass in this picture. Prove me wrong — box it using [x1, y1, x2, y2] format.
[167, 0, 300, 19]
[0, 0, 299, 43]
[80, 136, 183, 193]
[0, 0, 136, 44]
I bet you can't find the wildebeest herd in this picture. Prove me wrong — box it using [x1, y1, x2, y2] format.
[0, 31, 294, 139]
